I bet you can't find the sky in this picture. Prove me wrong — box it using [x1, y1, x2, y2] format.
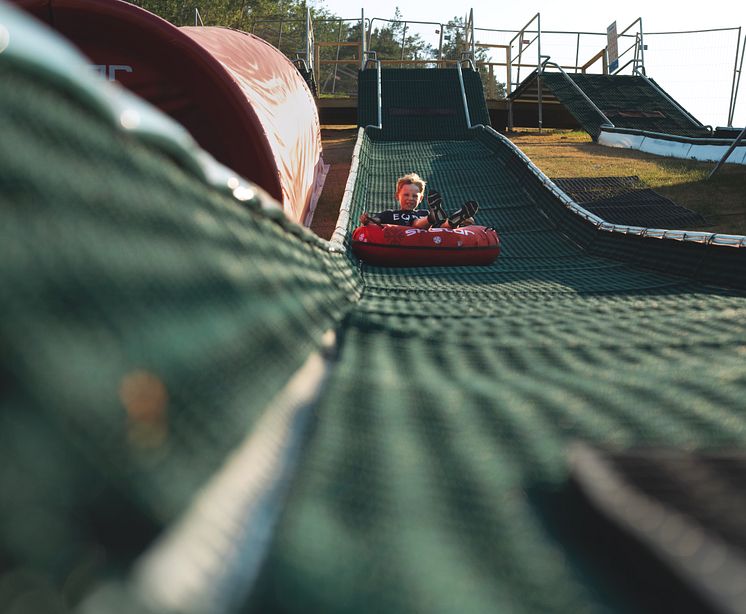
[313, 0, 746, 127]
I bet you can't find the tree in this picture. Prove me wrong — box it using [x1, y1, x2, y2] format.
[441, 16, 506, 100]
[367, 8, 433, 65]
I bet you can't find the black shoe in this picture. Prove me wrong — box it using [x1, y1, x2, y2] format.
[448, 200, 479, 227]
[426, 190, 447, 226]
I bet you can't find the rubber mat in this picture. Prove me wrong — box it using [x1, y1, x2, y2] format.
[554, 176, 707, 229]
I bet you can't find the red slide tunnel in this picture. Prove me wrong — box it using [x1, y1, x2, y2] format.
[14, 0, 327, 225]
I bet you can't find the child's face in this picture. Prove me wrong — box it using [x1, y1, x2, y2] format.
[397, 184, 422, 210]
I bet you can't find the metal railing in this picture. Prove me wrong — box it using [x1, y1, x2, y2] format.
[540, 57, 614, 128]
[363, 51, 382, 131]
[245, 10, 745, 125]
[611, 18, 645, 76]
[456, 55, 484, 130]
[508, 13, 541, 93]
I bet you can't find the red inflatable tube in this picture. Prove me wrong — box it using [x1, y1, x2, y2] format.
[351, 224, 500, 267]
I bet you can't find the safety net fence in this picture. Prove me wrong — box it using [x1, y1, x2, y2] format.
[3, 8, 746, 614]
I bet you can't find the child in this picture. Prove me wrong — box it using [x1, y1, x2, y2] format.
[359, 172, 478, 229]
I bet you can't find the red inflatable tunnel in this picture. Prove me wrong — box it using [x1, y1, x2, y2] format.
[14, 0, 326, 225]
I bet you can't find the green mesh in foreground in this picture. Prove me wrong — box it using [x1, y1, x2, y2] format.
[248, 132, 746, 614]
[0, 56, 357, 605]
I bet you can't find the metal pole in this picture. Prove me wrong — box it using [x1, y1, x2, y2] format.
[708, 125, 746, 179]
[638, 18, 646, 75]
[332, 19, 342, 94]
[438, 25, 443, 64]
[575, 32, 580, 72]
[470, 9, 476, 60]
[306, 8, 312, 69]
[732, 35, 746, 126]
[361, 10, 367, 70]
[506, 46, 511, 94]
[727, 27, 742, 126]
[456, 60, 473, 128]
[401, 22, 407, 67]
[537, 13, 542, 132]
[517, 36, 523, 86]
[366, 18, 374, 68]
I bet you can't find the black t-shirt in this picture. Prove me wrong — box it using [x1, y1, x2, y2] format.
[371, 209, 429, 226]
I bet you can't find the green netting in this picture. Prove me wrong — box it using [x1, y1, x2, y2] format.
[358, 68, 490, 139]
[554, 176, 707, 229]
[248, 130, 746, 614]
[4, 30, 746, 614]
[536, 73, 711, 140]
[0, 56, 358, 606]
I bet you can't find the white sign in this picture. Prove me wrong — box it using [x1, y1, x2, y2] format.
[90, 64, 133, 81]
[607, 21, 619, 73]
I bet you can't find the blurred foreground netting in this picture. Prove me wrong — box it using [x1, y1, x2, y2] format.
[570, 445, 746, 614]
[0, 5, 357, 611]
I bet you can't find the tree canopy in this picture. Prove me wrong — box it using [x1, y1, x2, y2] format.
[126, 1, 506, 98]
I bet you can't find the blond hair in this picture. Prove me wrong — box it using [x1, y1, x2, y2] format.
[395, 172, 426, 196]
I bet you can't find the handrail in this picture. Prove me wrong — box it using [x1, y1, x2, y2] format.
[363, 51, 382, 132]
[455, 58, 484, 130]
[305, 7, 314, 77]
[610, 36, 641, 75]
[616, 17, 645, 75]
[580, 48, 606, 73]
[508, 13, 541, 93]
[361, 9, 367, 67]
[466, 8, 476, 61]
[540, 57, 615, 129]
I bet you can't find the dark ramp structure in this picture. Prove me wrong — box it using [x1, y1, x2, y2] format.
[510, 70, 711, 140]
[14, 0, 326, 224]
[3, 5, 746, 614]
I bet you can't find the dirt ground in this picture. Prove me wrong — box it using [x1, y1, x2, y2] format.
[310, 126, 358, 240]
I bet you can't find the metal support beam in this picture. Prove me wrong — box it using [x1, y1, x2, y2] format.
[708, 126, 746, 179]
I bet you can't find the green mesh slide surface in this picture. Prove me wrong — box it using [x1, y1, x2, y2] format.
[358, 67, 490, 139]
[3, 33, 746, 614]
[248, 126, 746, 613]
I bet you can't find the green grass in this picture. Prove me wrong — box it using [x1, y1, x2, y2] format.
[507, 129, 746, 235]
